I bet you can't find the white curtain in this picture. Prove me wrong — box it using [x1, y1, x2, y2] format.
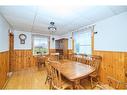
[73, 29, 92, 55]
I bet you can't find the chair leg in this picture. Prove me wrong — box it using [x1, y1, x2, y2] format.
[96, 76, 99, 84]
[90, 77, 94, 88]
[49, 79, 52, 89]
[45, 76, 49, 84]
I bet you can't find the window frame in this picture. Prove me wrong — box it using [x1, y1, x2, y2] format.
[32, 34, 50, 56]
[72, 26, 94, 55]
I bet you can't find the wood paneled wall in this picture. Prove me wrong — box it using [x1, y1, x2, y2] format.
[12, 50, 36, 71]
[125, 52, 127, 83]
[0, 51, 9, 89]
[12, 49, 57, 71]
[49, 49, 56, 54]
[93, 50, 127, 88]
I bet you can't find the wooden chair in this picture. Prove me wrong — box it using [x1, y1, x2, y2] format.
[76, 54, 82, 62]
[81, 54, 87, 64]
[83, 56, 91, 65]
[71, 53, 77, 61]
[45, 60, 52, 89]
[50, 62, 73, 89]
[48, 55, 59, 62]
[50, 53, 60, 61]
[36, 55, 45, 69]
[68, 52, 76, 61]
[68, 53, 73, 60]
[60, 54, 68, 60]
[89, 56, 102, 88]
[77, 54, 86, 63]
[95, 76, 121, 89]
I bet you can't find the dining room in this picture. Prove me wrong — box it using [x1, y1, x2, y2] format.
[0, 1, 127, 92]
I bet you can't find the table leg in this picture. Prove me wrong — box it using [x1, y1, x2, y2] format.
[73, 80, 83, 89]
[75, 80, 80, 89]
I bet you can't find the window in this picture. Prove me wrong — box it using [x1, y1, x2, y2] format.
[32, 35, 49, 55]
[73, 29, 92, 55]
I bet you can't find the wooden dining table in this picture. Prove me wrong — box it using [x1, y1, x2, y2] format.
[50, 60, 95, 89]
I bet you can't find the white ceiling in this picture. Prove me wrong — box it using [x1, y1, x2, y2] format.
[0, 6, 127, 35]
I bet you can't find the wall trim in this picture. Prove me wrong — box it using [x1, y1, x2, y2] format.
[94, 50, 127, 53]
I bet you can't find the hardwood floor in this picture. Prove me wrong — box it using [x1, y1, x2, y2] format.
[3, 66, 110, 90]
[4, 67, 49, 89]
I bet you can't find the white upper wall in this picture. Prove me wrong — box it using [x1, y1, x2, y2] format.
[14, 30, 61, 50]
[50, 35, 61, 49]
[0, 14, 10, 52]
[14, 31, 32, 50]
[1, 9, 127, 52]
[61, 12, 127, 52]
[94, 12, 127, 52]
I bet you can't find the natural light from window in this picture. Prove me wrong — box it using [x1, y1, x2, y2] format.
[32, 35, 49, 55]
[73, 30, 92, 55]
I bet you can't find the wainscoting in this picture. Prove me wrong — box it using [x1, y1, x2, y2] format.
[93, 50, 127, 88]
[2, 49, 127, 89]
[12, 50, 36, 71]
[12, 49, 57, 71]
[0, 51, 9, 89]
[49, 49, 56, 54]
[125, 53, 127, 83]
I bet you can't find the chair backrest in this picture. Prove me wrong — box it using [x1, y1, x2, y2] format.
[68, 53, 73, 60]
[50, 53, 59, 61]
[71, 53, 77, 61]
[48, 57, 60, 64]
[89, 56, 102, 73]
[37, 55, 45, 63]
[76, 54, 82, 62]
[84, 56, 91, 65]
[45, 60, 52, 77]
[50, 62, 62, 89]
[80, 54, 86, 60]
[107, 76, 121, 89]
[48, 55, 58, 61]
[69, 53, 75, 61]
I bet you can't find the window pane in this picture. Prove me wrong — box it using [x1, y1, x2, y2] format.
[33, 35, 49, 55]
[74, 30, 92, 55]
[79, 46, 92, 54]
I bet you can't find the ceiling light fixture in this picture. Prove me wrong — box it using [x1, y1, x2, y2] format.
[48, 22, 57, 33]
